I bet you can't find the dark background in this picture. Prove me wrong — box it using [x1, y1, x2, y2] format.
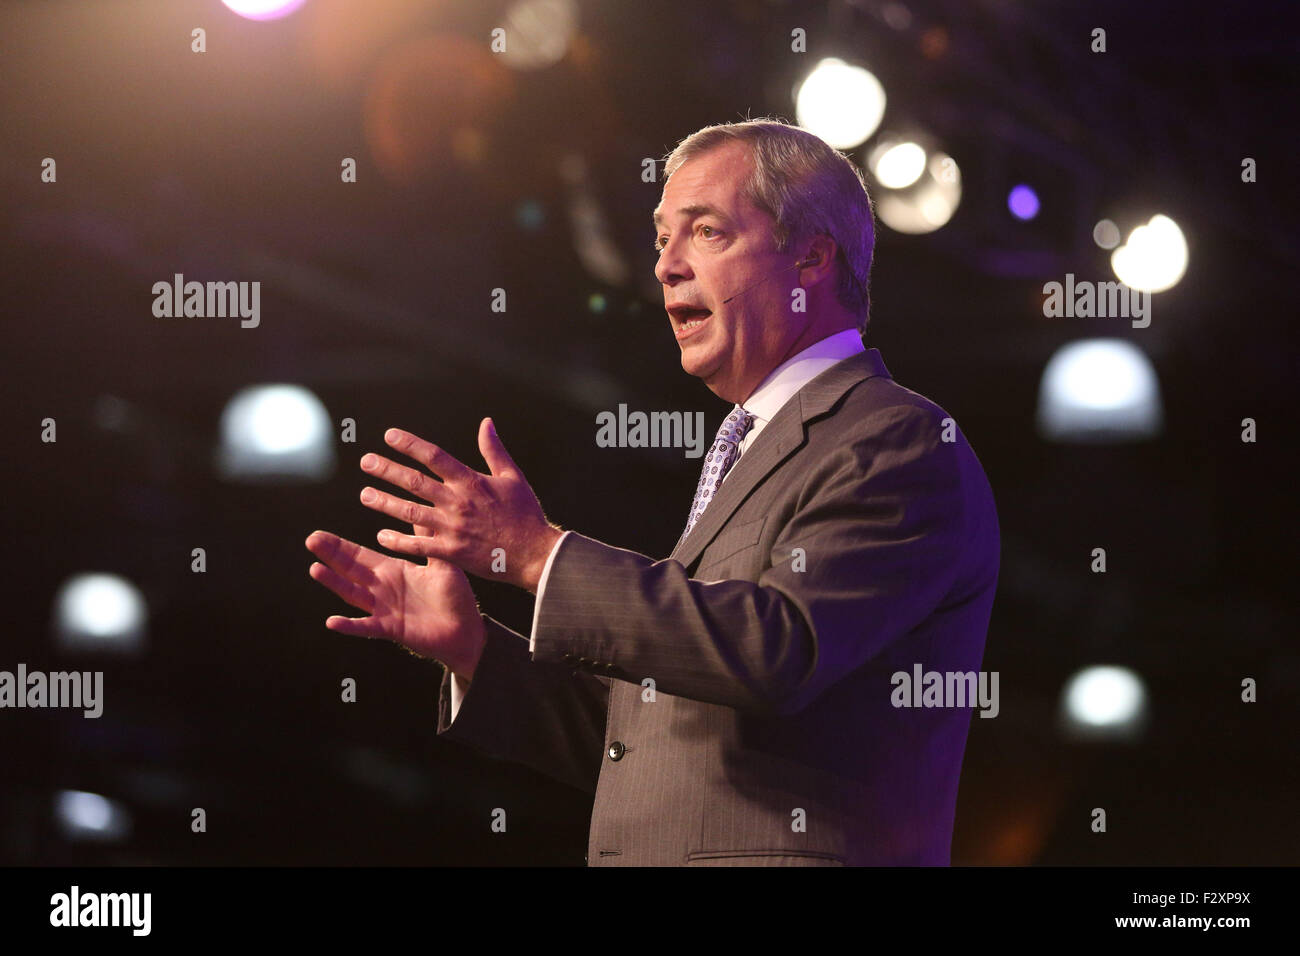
[0, 0, 1295, 865]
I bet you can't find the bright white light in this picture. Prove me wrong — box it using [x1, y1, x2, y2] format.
[500, 0, 579, 69]
[875, 152, 960, 234]
[1110, 214, 1188, 293]
[1061, 666, 1147, 739]
[217, 384, 335, 482]
[1052, 343, 1144, 410]
[221, 0, 308, 21]
[919, 192, 952, 226]
[795, 58, 886, 150]
[55, 790, 131, 841]
[873, 142, 927, 189]
[54, 573, 147, 653]
[1037, 339, 1162, 441]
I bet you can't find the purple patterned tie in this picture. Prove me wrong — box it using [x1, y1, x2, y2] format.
[681, 405, 755, 540]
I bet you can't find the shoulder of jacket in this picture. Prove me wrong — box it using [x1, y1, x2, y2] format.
[831, 375, 955, 437]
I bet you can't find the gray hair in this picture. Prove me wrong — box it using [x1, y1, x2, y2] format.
[662, 117, 875, 331]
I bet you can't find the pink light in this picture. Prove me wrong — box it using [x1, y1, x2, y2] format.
[222, 0, 309, 22]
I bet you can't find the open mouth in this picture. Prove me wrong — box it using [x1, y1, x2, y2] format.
[671, 307, 712, 339]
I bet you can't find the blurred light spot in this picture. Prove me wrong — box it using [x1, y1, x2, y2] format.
[217, 384, 335, 482]
[1008, 185, 1040, 221]
[874, 150, 961, 234]
[499, 0, 579, 70]
[919, 192, 951, 226]
[93, 394, 131, 432]
[563, 157, 630, 285]
[55, 790, 131, 842]
[920, 26, 949, 59]
[873, 142, 926, 189]
[587, 293, 607, 314]
[1060, 666, 1148, 740]
[795, 58, 886, 149]
[54, 573, 147, 654]
[515, 199, 545, 231]
[1111, 214, 1188, 292]
[881, 2, 912, 30]
[302, 0, 435, 92]
[1093, 218, 1121, 250]
[364, 34, 514, 187]
[1037, 339, 1163, 442]
[222, 0, 308, 21]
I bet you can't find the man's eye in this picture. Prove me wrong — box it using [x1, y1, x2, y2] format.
[699, 225, 716, 238]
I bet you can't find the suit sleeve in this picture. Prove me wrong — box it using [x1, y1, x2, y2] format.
[531, 402, 973, 716]
[435, 614, 609, 794]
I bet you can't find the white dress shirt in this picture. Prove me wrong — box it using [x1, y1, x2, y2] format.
[450, 327, 866, 719]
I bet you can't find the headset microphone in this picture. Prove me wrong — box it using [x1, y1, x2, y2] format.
[720, 257, 818, 305]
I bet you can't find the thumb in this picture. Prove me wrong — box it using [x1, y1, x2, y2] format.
[478, 417, 519, 476]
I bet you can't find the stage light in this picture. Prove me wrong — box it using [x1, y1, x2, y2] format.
[221, 0, 308, 22]
[1036, 339, 1163, 442]
[1093, 218, 1121, 250]
[1060, 666, 1148, 740]
[1110, 214, 1188, 292]
[55, 790, 131, 842]
[873, 149, 961, 235]
[54, 573, 147, 654]
[216, 384, 335, 483]
[499, 0, 580, 70]
[1008, 185, 1040, 221]
[795, 58, 886, 149]
[873, 142, 926, 189]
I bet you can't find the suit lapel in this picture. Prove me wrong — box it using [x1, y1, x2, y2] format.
[669, 348, 891, 567]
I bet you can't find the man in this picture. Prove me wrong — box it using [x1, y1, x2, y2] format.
[305, 118, 1000, 865]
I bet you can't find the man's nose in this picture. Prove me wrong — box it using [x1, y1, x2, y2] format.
[654, 237, 693, 286]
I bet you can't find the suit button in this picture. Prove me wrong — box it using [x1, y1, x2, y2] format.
[607, 741, 626, 761]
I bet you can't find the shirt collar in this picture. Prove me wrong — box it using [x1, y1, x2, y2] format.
[741, 328, 867, 425]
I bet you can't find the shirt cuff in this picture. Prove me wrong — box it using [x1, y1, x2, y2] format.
[529, 530, 572, 653]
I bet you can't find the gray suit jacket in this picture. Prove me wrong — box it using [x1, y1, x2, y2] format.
[435, 348, 1000, 865]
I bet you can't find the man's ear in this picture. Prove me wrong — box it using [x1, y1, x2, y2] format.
[796, 233, 840, 286]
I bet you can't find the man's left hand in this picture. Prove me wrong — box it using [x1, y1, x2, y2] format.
[357, 418, 563, 593]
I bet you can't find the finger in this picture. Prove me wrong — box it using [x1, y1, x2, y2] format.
[325, 615, 384, 639]
[384, 428, 476, 485]
[478, 417, 519, 477]
[359, 486, 439, 529]
[304, 530, 383, 583]
[360, 453, 451, 507]
[308, 562, 375, 614]
[377, 528, 446, 560]
[413, 523, 437, 565]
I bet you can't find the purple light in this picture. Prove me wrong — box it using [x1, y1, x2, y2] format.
[222, 0, 308, 21]
[1008, 185, 1040, 221]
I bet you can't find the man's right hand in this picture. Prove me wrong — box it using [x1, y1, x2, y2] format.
[305, 529, 486, 681]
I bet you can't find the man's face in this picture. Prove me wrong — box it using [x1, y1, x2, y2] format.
[652, 141, 811, 404]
